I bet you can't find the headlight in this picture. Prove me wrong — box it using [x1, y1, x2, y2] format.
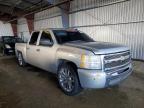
[5, 44, 11, 48]
[80, 54, 102, 69]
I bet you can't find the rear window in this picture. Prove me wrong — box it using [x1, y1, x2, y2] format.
[29, 32, 39, 45]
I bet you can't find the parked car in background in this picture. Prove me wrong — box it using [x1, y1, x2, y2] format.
[0, 36, 23, 55]
[15, 29, 132, 96]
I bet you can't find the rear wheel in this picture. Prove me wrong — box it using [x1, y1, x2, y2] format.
[17, 52, 26, 67]
[57, 63, 82, 96]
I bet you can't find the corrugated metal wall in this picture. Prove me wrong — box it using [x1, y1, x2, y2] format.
[34, 7, 63, 30]
[0, 21, 13, 36]
[18, 0, 144, 60]
[17, 7, 62, 42]
[17, 18, 30, 42]
[69, 0, 144, 60]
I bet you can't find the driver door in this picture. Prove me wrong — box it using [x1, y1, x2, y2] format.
[26, 31, 40, 66]
[36, 31, 56, 72]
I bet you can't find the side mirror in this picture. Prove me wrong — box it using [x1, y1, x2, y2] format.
[40, 39, 53, 46]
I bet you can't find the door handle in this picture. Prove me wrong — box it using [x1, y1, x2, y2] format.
[36, 49, 40, 52]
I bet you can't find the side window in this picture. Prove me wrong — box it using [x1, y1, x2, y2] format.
[29, 32, 39, 45]
[39, 31, 53, 46]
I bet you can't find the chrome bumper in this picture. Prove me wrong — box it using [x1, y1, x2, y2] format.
[78, 64, 132, 89]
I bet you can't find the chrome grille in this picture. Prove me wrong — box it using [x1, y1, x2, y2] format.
[104, 51, 131, 71]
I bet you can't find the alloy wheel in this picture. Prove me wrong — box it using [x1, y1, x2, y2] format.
[58, 66, 75, 92]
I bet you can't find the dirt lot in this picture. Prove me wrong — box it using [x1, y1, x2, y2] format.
[0, 56, 144, 108]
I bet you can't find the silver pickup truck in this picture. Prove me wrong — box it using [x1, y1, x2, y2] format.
[15, 29, 132, 96]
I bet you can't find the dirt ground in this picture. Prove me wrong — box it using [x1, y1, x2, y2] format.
[0, 56, 144, 108]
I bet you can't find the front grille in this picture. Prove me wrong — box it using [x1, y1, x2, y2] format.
[104, 51, 131, 71]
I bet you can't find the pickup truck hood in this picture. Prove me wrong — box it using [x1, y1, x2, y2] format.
[64, 41, 129, 54]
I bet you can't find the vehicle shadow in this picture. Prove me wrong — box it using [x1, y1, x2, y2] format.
[25, 64, 59, 87]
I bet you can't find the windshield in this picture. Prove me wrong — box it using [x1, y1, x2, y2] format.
[3, 37, 15, 43]
[53, 30, 94, 44]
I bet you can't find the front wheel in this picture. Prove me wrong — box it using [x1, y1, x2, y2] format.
[17, 52, 26, 67]
[57, 63, 82, 96]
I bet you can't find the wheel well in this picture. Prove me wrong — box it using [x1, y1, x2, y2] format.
[16, 50, 21, 57]
[57, 59, 78, 72]
[17, 50, 21, 53]
[67, 62, 78, 71]
[57, 59, 82, 87]
[17, 51, 25, 60]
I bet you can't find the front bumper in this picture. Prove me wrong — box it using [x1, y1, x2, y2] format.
[78, 64, 132, 89]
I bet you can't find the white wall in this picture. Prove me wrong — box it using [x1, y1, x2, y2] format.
[0, 21, 13, 36]
[17, 7, 62, 42]
[70, 0, 144, 60]
[17, 18, 30, 42]
[34, 7, 63, 30]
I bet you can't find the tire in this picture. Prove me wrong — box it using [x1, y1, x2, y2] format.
[17, 52, 26, 67]
[57, 63, 82, 96]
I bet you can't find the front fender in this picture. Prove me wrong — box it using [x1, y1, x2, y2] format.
[56, 49, 81, 68]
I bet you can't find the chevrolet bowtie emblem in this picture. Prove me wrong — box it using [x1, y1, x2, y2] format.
[120, 56, 126, 61]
